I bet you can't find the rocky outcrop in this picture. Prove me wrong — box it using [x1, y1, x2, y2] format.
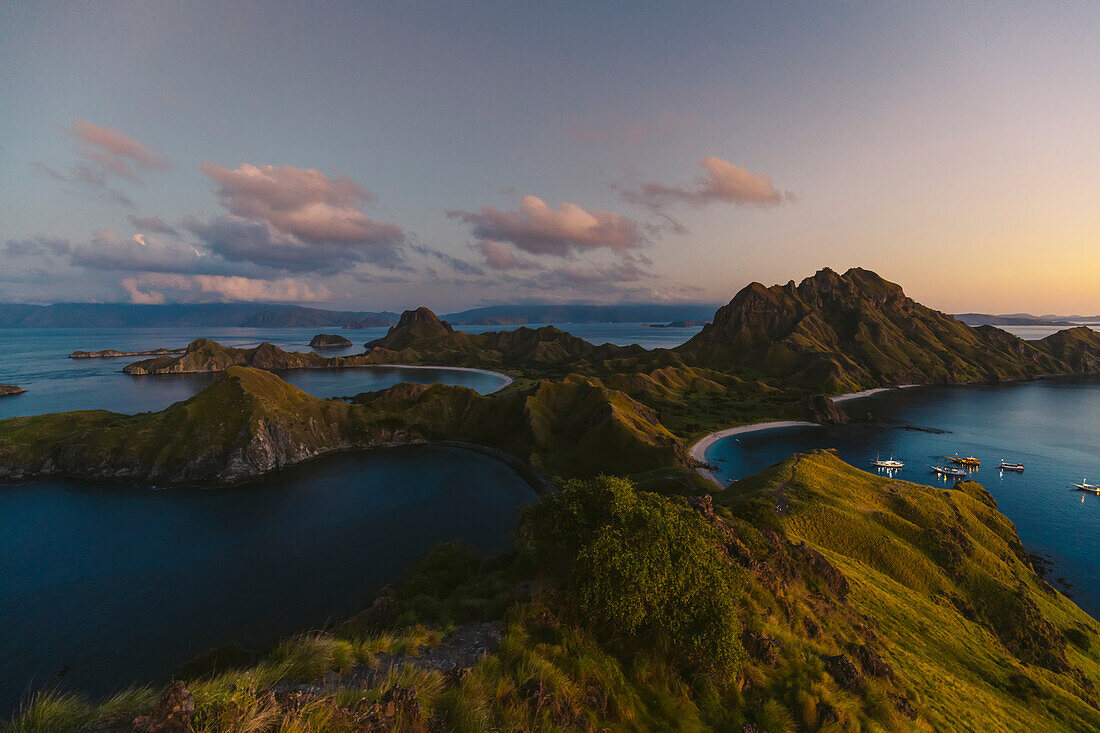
[800, 394, 849, 424]
[132, 681, 194, 733]
[0, 385, 24, 397]
[70, 348, 184, 359]
[309, 333, 353, 348]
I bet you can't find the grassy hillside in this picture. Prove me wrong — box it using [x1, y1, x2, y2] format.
[715, 450, 1100, 731]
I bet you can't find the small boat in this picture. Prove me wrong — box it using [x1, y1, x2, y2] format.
[1073, 477, 1100, 494]
[871, 455, 904, 469]
[931, 465, 967, 478]
[998, 460, 1024, 472]
[946, 453, 980, 467]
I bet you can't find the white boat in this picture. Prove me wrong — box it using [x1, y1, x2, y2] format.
[931, 465, 967, 478]
[1073, 477, 1100, 494]
[871, 455, 904, 469]
[998, 460, 1024, 472]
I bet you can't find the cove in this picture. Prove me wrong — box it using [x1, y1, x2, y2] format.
[703, 377, 1100, 615]
[0, 445, 536, 712]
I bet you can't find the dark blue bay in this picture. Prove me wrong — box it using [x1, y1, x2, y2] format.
[0, 446, 536, 712]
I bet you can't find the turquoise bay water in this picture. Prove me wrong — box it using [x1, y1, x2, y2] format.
[0, 447, 536, 712]
[704, 378, 1100, 614]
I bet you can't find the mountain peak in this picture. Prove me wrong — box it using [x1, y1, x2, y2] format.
[679, 267, 1067, 391]
[367, 307, 454, 351]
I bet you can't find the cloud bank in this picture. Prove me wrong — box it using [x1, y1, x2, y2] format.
[200, 163, 404, 246]
[448, 195, 643, 258]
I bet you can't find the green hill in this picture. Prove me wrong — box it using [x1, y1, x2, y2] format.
[714, 450, 1100, 731]
[0, 367, 390, 484]
[677, 268, 1086, 391]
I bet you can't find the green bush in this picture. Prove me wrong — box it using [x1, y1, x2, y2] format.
[522, 474, 743, 675]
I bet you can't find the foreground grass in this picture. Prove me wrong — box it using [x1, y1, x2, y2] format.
[8, 458, 1100, 731]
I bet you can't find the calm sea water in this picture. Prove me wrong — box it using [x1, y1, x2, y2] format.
[0, 446, 536, 712]
[704, 378, 1100, 614]
[0, 323, 700, 419]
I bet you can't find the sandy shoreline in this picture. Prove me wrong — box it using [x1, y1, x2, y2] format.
[689, 384, 921, 485]
[369, 364, 515, 394]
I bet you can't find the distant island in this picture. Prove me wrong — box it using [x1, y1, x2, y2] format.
[645, 320, 707, 328]
[0, 385, 24, 398]
[440, 303, 720, 325]
[309, 333, 353, 348]
[953, 312, 1076, 326]
[70, 347, 185, 359]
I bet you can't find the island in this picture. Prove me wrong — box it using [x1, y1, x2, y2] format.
[5, 267, 1100, 731]
[70, 347, 185, 359]
[309, 333, 353, 348]
[645, 319, 707, 328]
[0, 385, 25, 398]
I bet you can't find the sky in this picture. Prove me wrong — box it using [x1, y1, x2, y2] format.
[1, 2, 1098, 314]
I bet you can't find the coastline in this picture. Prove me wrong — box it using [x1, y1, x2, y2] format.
[689, 384, 921, 485]
[363, 364, 515, 394]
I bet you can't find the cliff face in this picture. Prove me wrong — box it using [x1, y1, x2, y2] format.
[678, 268, 1083, 391]
[0, 367, 407, 485]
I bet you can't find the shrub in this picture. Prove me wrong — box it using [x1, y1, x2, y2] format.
[522, 474, 743, 675]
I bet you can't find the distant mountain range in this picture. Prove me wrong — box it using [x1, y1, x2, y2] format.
[0, 303, 398, 329]
[1, 300, 1094, 330]
[439, 304, 721, 325]
[952, 313, 1079, 326]
[0, 302, 720, 328]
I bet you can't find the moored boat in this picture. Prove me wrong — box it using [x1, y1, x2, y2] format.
[871, 455, 904, 469]
[998, 460, 1024, 472]
[1073, 477, 1100, 494]
[931, 465, 968, 478]
[947, 452, 981, 467]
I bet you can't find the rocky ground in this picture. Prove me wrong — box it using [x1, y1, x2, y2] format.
[93, 621, 505, 732]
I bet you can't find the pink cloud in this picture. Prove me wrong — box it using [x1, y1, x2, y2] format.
[200, 163, 403, 245]
[449, 195, 643, 258]
[475, 240, 539, 271]
[620, 156, 793, 210]
[122, 273, 331, 304]
[70, 120, 170, 180]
